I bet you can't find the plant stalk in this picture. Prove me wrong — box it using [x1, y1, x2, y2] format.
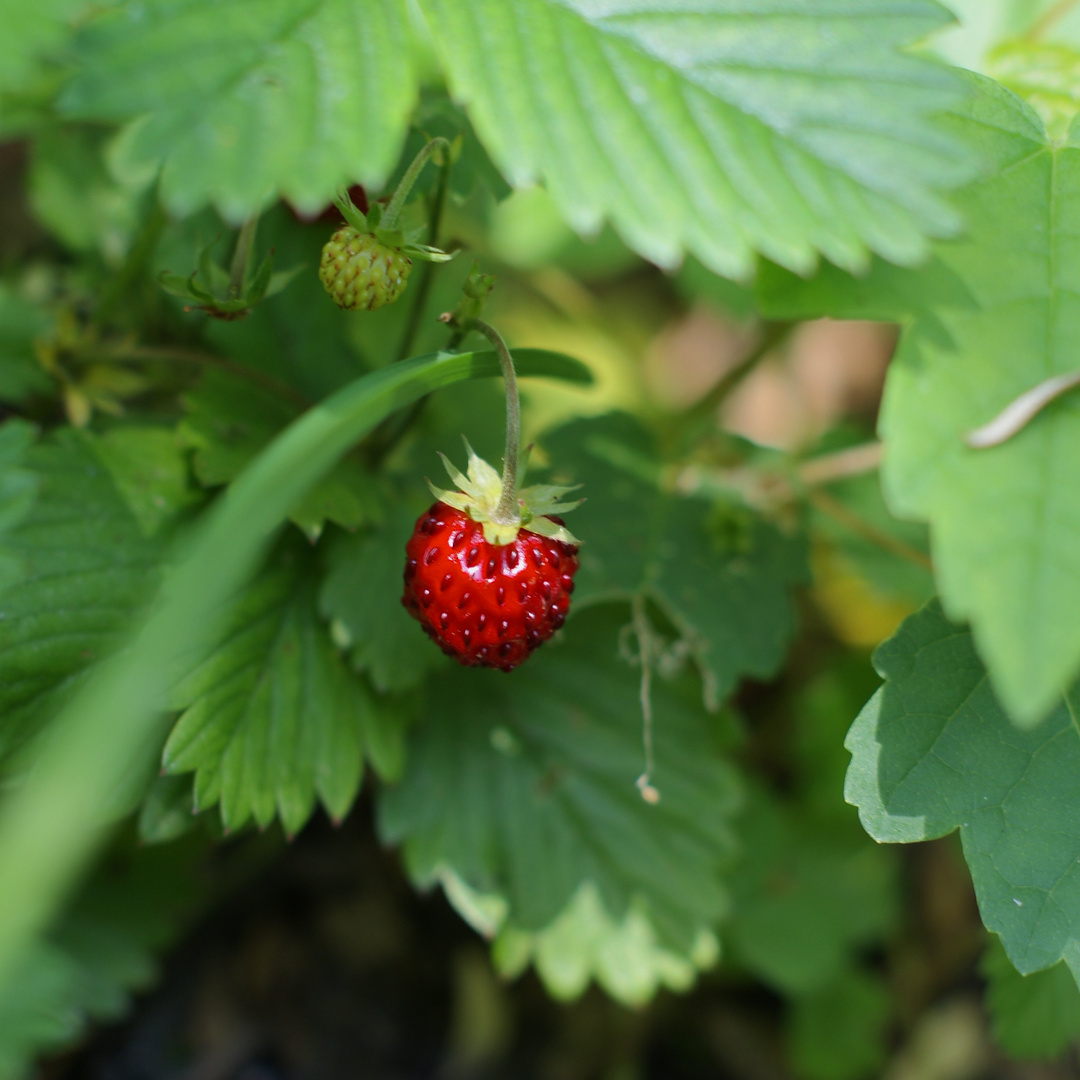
[381, 137, 451, 231]
[463, 318, 521, 522]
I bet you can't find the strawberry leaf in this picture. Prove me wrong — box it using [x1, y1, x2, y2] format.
[178, 369, 382, 541]
[845, 600, 1080, 982]
[379, 604, 741, 952]
[0, 287, 53, 405]
[163, 542, 377, 836]
[417, 0, 975, 278]
[0, 421, 38, 597]
[0, 428, 184, 765]
[762, 77, 1080, 725]
[542, 414, 807, 710]
[59, 0, 418, 221]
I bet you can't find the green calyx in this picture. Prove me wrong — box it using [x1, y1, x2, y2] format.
[428, 441, 582, 547]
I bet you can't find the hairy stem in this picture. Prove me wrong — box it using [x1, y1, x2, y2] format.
[227, 216, 259, 300]
[463, 318, 521, 522]
[381, 137, 451, 231]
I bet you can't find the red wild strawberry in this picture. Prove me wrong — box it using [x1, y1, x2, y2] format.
[402, 443, 582, 671]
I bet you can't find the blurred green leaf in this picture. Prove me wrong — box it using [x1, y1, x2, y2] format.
[379, 605, 740, 951]
[60, 0, 417, 220]
[0, 428, 178, 763]
[543, 414, 807, 710]
[0, 0, 87, 96]
[418, 0, 973, 278]
[0, 834, 206, 1080]
[845, 600, 1080, 981]
[164, 542, 372, 835]
[789, 969, 891, 1080]
[989, 38, 1080, 138]
[726, 786, 897, 994]
[0, 288, 53, 405]
[982, 936, 1080, 1059]
[0, 422, 38, 597]
[29, 124, 147, 261]
[763, 75, 1080, 725]
[488, 879, 719, 1007]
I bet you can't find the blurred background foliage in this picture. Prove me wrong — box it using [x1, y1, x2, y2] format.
[2, 0, 1080, 1078]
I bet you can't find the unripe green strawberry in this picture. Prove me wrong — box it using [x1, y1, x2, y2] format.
[319, 226, 412, 311]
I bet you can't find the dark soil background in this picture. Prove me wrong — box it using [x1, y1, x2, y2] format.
[40, 799, 1080, 1080]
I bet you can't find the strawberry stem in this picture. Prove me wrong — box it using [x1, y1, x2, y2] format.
[463, 318, 521, 525]
[381, 137, 452, 232]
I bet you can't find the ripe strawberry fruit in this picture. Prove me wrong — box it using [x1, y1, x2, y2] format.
[402, 445, 582, 671]
[319, 226, 412, 311]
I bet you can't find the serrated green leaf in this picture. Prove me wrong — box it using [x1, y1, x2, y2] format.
[788, 969, 891, 1080]
[0, 287, 53, 405]
[0, 346, 592, 992]
[761, 75, 1080, 725]
[60, 0, 417, 221]
[487, 880, 719, 1007]
[91, 426, 201, 537]
[319, 504, 449, 694]
[0, 422, 39, 597]
[982, 936, 1080, 1059]
[178, 368, 381, 538]
[379, 604, 741, 952]
[418, 0, 973, 278]
[726, 786, 897, 994]
[164, 542, 370, 835]
[845, 600, 1080, 980]
[543, 414, 806, 710]
[0, 428, 172, 763]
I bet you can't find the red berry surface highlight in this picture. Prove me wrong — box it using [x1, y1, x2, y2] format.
[402, 503, 580, 671]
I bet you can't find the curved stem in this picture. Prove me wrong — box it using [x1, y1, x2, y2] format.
[463, 318, 521, 523]
[381, 137, 451, 231]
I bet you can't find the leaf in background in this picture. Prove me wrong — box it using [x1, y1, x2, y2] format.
[725, 787, 897, 994]
[982, 936, 1080, 1059]
[490, 880, 719, 1007]
[91, 426, 201, 537]
[60, 0, 417, 220]
[0, 833, 206, 1080]
[319, 504, 449, 694]
[762, 76, 1080, 725]
[543, 414, 807, 710]
[28, 124, 147, 262]
[179, 369, 381, 540]
[0, 428, 176, 763]
[379, 605, 741, 952]
[418, 0, 973, 279]
[0, 287, 53, 405]
[845, 600, 1080, 981]
[0, 0, 86, 95]
[788, 969, 891, 1080]
[164, 542, 373, 836]
[0, 422, 38, 597]
[988, 39, 1080, 139]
